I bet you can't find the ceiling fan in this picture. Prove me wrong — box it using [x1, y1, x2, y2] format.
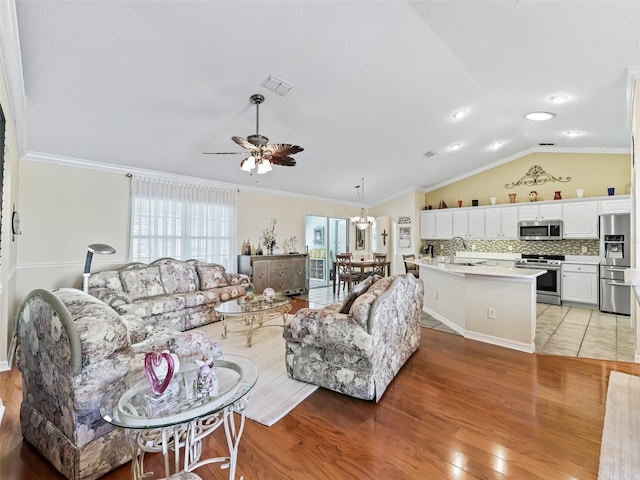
[203, 93, 304, 174]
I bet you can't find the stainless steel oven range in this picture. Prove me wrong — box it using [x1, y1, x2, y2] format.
[515, 254, 565, 305]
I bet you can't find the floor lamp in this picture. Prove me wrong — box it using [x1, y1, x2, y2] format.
[83, 243, 116, 293]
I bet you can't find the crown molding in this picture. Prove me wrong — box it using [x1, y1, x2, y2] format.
[0, 0, 28, 157]
[22, 150, 360, 207]
[422, 146, 632, 193]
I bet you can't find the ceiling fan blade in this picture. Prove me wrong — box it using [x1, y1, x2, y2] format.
[264, 143, 304, 157]
[232, 136, 259, 150]
[202, 151, 244, 155]
[270, 156, 297, 167]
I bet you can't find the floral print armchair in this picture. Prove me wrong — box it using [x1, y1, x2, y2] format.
[283, 274, 424, 401]
[16, 288, 219, 480]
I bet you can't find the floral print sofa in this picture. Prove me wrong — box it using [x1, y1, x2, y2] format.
[283, 273, 424, 402]
[16, 288, 220, 480]
[88, 257, 250, 331]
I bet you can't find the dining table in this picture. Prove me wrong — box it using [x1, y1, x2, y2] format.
[332, 258, 391, 294]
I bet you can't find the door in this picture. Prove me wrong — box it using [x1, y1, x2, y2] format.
[305, 215, 348, 288]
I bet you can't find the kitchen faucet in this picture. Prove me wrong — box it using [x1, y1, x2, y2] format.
[449, 236, 467, 264]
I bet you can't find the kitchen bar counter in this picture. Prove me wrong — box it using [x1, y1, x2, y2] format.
[412, 258, 545, 353]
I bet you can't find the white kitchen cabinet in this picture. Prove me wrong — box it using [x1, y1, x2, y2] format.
[452, 208, 485, 238]
[518, 202, 562, 221]
[485, 206, 518, 239]
[599, 196, 631, 214]
[562, 201, 598, 238]
[561, 263, 598, 306]
[420, 210, 435, 239]
[421, 210, 452, 239]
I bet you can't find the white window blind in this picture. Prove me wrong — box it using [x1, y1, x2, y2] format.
[130, 175, 237, 270]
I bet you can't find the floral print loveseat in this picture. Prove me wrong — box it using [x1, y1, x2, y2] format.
[283, 273, 424, 402]
[16, 288, 220, 480]
[88, 257, 250, 331]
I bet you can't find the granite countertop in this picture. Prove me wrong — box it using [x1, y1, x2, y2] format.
[414, 258, 544, 279]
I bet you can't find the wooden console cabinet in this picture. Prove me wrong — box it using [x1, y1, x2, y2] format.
[237, 254, 309, 295]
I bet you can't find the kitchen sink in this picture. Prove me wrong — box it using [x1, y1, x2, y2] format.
[453, 260, 486, 266]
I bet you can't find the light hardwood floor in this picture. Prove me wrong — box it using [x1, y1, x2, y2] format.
[1, 295, 639, 479]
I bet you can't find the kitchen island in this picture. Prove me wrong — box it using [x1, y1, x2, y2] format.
[413, 258, 545, 353]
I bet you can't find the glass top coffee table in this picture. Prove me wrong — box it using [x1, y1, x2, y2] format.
[100, 353, 258, 480]
[215, 295, 291, 347]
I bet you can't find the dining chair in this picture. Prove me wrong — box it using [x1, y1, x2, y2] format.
[371, 253, 388, 277]
[402, 254, 420, 278]
[335, 253, 362, 292]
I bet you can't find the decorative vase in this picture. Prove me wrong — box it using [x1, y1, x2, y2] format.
[195, 356, 218, 398]
[509, 193, 517, 203]
[256, 245, 263, 255]
[144, 351, 176, 395]
[269, 245, 274, 255]
[529, 191, 538, 202]
[554, 191, 562, 200]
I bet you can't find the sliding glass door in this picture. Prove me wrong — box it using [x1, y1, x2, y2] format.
[305, 215, 348, 288]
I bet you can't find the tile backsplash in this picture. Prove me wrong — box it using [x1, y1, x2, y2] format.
[423, 239, 599, 257]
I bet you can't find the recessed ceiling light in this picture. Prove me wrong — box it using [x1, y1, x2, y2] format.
[423, 150, 437, 158]
[550, 94, 569, 104]
[452, 110, 466, 119]
[448, 143, 463, 151]
[489, 141, 504, 151]
[565, 130, 582, 137]
[525, 111, 555, 121]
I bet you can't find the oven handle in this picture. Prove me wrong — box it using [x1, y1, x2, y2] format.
[516, 265, 560, 271]
[605, 267, 628, 272]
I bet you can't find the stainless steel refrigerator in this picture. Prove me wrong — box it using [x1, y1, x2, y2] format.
[599, 213, 631, 315]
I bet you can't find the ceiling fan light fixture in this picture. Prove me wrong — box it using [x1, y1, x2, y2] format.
[241, 155, 256, 171]
[257, 159, 272, 174]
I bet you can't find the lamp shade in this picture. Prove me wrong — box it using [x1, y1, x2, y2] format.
[83, 243, 116, 293]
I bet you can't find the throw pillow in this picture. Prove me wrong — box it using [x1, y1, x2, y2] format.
[120, 266, 165, 300]
[196, 264, 229, 290]
[156, 259, 199, 294]
[338, 275, 379, 314]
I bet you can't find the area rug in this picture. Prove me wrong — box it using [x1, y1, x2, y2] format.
[598, 370, 640, 479]
[199, 317, 318, 427]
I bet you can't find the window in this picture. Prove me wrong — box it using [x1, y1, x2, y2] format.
[130, 176, 236, 269]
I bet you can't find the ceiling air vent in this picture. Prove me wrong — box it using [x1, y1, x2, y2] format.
[261, 75, 293, 96]
[538, 143, 555, 146]
[423, 150, 437, 158]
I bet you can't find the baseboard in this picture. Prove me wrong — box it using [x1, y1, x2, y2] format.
[0, 361, 9, 372]
[0, 398, 5, 426]
[465, 331, 535, 354]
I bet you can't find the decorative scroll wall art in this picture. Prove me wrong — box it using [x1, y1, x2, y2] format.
[505, 164, 571, 189]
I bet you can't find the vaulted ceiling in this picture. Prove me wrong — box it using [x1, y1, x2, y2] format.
[8, 1, 640, 204]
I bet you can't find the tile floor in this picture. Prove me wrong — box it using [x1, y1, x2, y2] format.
[298, 286, 637, 362]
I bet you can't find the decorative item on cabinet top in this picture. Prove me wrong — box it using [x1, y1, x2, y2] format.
[505, 164, 571, 189]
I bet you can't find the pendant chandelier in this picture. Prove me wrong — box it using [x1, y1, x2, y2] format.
[350, 177, 374, 230]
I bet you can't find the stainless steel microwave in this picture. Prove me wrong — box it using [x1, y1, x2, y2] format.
[518, 220, 563, 241]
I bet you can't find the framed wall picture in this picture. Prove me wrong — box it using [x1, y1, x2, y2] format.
[313, 226, 325, 246]
[355, 227, 366, 250]
[398, 225, 411, 249]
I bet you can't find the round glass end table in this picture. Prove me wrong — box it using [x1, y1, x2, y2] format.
[100, 353, 258, 480]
